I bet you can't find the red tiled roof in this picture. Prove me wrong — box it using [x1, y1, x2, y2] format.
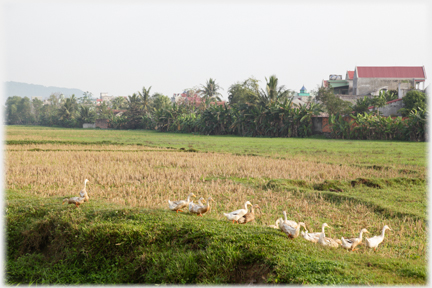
[385, 98, 403, 104]
[347, 71, 354, 80]
[356, 66, 426, 79]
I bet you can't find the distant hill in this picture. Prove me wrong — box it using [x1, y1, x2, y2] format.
[4, 81, 85, 101]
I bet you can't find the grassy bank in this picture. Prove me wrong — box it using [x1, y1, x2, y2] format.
[6, 190, 426, 284]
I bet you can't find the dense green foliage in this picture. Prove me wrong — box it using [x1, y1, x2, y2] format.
[5, 77, 427, 141]
[6, 96, 37, 124]
[329, 109, 426, 141]
[152, 99, 323, 137]
[227, 77, 260, 105]
[316, 87, 352, 115]
[399, 90, 427, 116]
[352, 90, 398, 116]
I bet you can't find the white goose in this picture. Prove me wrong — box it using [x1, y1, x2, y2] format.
[301, 229, 321, 243]
[365, 225, 392, 251]
[268, 218, 284, 229]
[282, 211, 299, 228]
[190, 197, 214, 217]
[223, 201, 252, 224]
[79, 179, 90, 202]
[317, 223, 342, 248]
[280, 221, 306, 239]
[340, 228, 369, 251]
[188, 197, 206, 213]
[168, 193, 196, 213]
[62, 196, 86, 207]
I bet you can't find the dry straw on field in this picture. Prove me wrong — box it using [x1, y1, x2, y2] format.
[6, 145, 426, 259]
[7, 144, 168, 152]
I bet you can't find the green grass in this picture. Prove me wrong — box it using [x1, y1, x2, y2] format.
[264, 177, 426, 220]
[6, 125, 427, 167]
[200, 175, 426, 222]
[6, 190, 426, 285]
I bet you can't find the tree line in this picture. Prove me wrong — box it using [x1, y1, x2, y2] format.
[5, 76, 427, 141]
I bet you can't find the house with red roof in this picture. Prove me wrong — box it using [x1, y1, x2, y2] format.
[353, 66, 426, 96]
[321, 66, 426, 102]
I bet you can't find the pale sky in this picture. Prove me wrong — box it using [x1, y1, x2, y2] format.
[1, 0, 431, 100]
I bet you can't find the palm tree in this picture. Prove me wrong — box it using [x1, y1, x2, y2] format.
[151, 93, 171, 110]
[137, 86, 152, 111]
[259, 75, 290, 105]
[78, 105, 96, 124]
[199, 78, 223, 101]
[372, 91, 387, 116]
[127, 93, 143, 112]
[111, 97, 127, 109]
[126, 93, 145, 129]
[58, 97, 77, 120]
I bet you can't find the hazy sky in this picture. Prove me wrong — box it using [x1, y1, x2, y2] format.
[2, 0, 431, 100]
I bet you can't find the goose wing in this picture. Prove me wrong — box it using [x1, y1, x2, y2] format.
[280, 223, 296, 236]
[169, 199, 187, 210]
[284, 220, 298, 228]
[365, 235, 383, 247]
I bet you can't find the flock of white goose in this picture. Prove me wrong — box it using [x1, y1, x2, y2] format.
[169, 193, 392, 252]
[63, 183, 391, 252]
